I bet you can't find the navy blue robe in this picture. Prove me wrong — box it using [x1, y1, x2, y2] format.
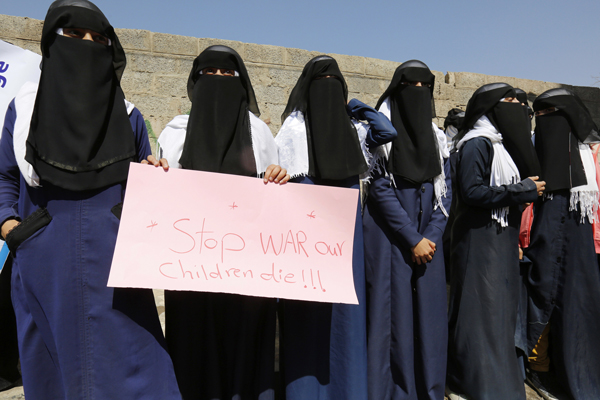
[0, 100, 180, 399]
[446, 137, 537, 400]
[278, 175, 367, 400]
[363, 157, 451, 400]
[525, 191, 600, 399]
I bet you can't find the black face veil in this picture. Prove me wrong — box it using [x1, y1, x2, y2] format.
[179, 45, 258, 176]
[25, 0, 135, 191]
[281, 56, 367, 180]
[514, 88, 533, 131]
[459, 82, 541, 178]
[533, 88, 600, 192]
[376, 60, 440, 183]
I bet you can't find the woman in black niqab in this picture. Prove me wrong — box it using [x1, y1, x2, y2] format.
[0, 1, 181, 399]
[281, 55, 367, 179]
[179, 45, 259, 176]
[25, 0, 135, 191]
[533, 88, 600, 192]
[523, 88, 600, 400]
[456, 83, 541, 178]
[375, 59, 441, 183]
[276, 55, 376, 400]
[446, 82, 541, 400]
[364, 60, 452, 400]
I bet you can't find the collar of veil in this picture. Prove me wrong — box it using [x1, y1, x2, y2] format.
[25, 0, 135, 191]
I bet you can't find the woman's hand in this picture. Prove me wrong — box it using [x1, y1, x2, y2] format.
[1, 219, 19, 240]
[411, 238, 436, 265]
[527, 176, 546, 196]
[264, 164, 290, 184]
[141, 155, 169, 171]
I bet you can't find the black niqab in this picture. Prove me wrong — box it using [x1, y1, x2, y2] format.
[457, 82, 540, 178]
[281, 56, 367, 180]
[25, 0, 135, 191]
[179, 45, 258, 176]
[488, 101, 541, 178]
[514, 88, 533, 130]
[533, 88, 599, 191]
[376, 60, 440, 183]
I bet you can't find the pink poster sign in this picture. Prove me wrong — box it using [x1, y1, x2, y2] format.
[108, 163, 359, 304]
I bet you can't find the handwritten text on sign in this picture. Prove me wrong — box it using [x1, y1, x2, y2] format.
[108, 164, 359, 304]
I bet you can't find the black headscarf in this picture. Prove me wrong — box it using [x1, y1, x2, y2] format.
[457, 82, 541, 178]
[281, 55, 367, 180]
[25, 0, 135, 191]
[179, 45, 258, 176]
[444, 108, 465, 131]
[375, 60, 440, 183]
[533, 88, 600, 192]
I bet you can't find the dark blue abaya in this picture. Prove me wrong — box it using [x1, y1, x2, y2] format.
[0, 100, 180, 400]
[525, 191, 600, 400]
[363, 159, 451, 400]
[278, 175, 367, 400]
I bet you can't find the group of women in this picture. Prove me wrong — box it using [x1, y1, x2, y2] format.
[0, 1, 599, 400]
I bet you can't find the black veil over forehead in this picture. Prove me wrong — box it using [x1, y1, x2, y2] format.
[41, 0, 126, 80]
[460, 83, 515, 134]
[514, 88, 529, 106]
[187, 45, 259, 116]
[281, 55, 347, 123]
[375, 60, 435, 111]
[533, 88, 600, 144]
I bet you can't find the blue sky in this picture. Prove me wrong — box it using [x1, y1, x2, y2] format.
[4, 0, 600, 87]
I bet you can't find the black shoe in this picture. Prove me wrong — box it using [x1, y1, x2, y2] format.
[526, 369, 565, 400]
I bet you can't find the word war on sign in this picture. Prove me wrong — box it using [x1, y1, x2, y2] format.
[108, 164, 360, 304]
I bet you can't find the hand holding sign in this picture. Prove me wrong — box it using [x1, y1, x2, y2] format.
[108, 163, 359, 304]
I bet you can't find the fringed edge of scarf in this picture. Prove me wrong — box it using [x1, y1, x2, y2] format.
[433, 158, 449, 217]
[360, 145, 384, 184]
[491, 206, 510, 228]
[570, 190, 599, 224]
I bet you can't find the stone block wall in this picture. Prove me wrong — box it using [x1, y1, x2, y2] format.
[2, 13, 600, 147]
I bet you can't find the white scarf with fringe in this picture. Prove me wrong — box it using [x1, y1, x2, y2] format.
[566, 141, 598, 223]
[457, 116, 520, 227]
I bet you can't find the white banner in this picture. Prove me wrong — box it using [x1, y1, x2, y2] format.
[0, 40, 41, 120]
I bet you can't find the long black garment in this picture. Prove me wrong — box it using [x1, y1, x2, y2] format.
[446, 137, 537, 400]
[524, 194, 600, 400]
[164, 45, 276, 400]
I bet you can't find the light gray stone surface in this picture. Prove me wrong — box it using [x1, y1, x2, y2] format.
[2, 13, 599, 139]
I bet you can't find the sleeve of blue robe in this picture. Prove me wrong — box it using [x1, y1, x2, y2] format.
[347, 99, 397, 147]
[459, 137, 538, 208]
[130, 108, 152, 162]
[422, 157, 452, 245]
[0, 101, 22, 229]
[368, 168, 423, 249]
